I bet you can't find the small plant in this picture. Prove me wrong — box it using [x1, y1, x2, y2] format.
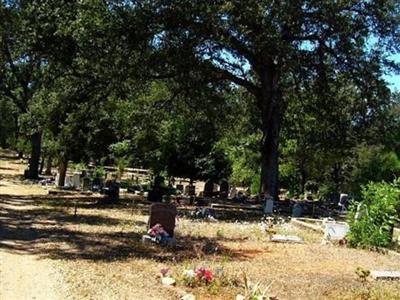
[355, 267, 370, 283]
[71, 162, 86, 172]
[93, 166, 106, 179]
[260, 217, 277, 239]
[347, 179, 400, 248]
[237, 272, 272, 300]
[216, 228, 224, 238]
[116, 157, 130, 180]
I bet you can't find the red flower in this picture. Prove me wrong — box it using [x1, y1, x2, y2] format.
[203, 270, 213, 282]
[196, 267, 214, 283]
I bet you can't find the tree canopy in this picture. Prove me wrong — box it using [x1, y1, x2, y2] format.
[0, 0, 399, 199]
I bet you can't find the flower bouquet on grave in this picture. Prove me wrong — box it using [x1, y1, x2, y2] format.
[181, 267, 215, 287]
[181, 269, 197, 287]
[148, 223, 170, 243]
[196, 267, 214, 284]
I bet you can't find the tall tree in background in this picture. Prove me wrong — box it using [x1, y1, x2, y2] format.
[137, 0, 399, 198]
[280, 75, 396, 196]
[1, 0, 147, 180]
[0, 1, 77, 178]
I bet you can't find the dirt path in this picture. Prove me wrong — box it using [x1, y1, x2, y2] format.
[0, 154, 67, 300]
[0, 250, 66, 300]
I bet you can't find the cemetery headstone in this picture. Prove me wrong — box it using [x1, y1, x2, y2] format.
[292, 202, 303, 217]
[184, 185, 190, 195]
[92, 177, 104, 192]
[188, 184, 195, 196]
[148, 175, 165, 202]
[323, 222, 349, 241]
[204, 179, 214, 197]
[228, 187, 238, 199]
[65, 175, 73, 188]
[148, 202, 177, 237]
[338, 193, 349, 212]
[371, 271, 400, 280]
[271, 234, 303, 243]
[72, 172, 81, 188]
[264, 194, 274, 214]
[103, 179, 120, 202]
[82, 177, 91, 191]
[154, 175, 165, 187]
[219, 179, 229, 198]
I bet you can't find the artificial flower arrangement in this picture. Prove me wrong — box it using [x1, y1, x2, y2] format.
[147, 223, 175, 246]
[159, 266, 216, 287]
[148, 223, 169, 238]
[181, 266, 216, 287]
[158, 267, 272, 299]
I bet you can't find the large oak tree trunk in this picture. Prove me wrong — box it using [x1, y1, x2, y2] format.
[57, 158, 68, 187]
[258, 63, 282, 200]
[260, 105, 281, 199]
[25, 132, 42, 179]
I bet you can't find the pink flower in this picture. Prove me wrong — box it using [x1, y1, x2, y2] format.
[160, 268, 169, 277]
[148, 224, 169, 237]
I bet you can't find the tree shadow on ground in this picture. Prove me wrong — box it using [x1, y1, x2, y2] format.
[0, 166, 17, 171]
[0, 174, 29, 182]
[179, 207, 263, 222]
[0, 154, 18, 160]
[0, 195, 257, 263]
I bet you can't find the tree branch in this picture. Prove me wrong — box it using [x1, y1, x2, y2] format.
[219, 29, 257, 67]
[209, 63, 259, 95]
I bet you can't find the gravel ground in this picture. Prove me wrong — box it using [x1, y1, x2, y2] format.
[0, 250, 66, 300]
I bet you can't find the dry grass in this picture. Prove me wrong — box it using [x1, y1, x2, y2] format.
[1, 149, 400, 300]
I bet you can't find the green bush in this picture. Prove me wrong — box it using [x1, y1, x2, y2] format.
[347, 179, 400, 248]
[93, 166, 106, 179]
[70, 162, 87, 172]
[120, 179, 134, 189]
[317, 182, 337, 201]
[250, 174, 260, 195]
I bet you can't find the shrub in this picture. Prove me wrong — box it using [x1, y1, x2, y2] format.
[347, 179, 400, 248]
[93, 166, 106, 179]
[250, 175, 261, 195]
[317, 182, 337, 201]
[120, 179, 134, 189]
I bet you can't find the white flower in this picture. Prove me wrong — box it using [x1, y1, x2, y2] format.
[183, 269, 195, 278]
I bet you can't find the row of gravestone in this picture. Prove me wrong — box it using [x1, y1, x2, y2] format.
[171, 179, 230, 197]
[147, 176, 231, 202]
[203, 179, 229, 198]
[56, 170, 232, 202]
